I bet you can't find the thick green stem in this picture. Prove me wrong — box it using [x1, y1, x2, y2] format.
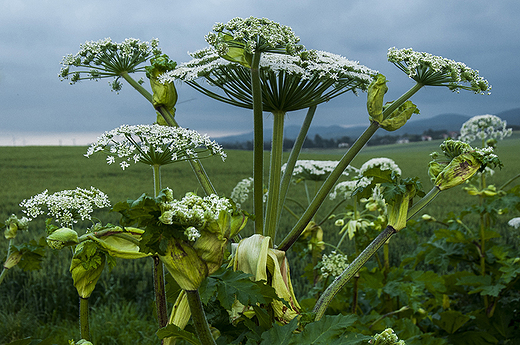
[79, 297, 90, 340]
[120, 71, 153, 103]
[186, 290, 217, 345]
[278, 121, 380, 251]
[407, 187, 441, 219]
[251, 52, 264, 234]
[153, 164, 162, 198]
[153, 256, 168, 328]
[276, 106, 317, 227]
[381, 83, 423, 118]
[0, 239, 14, 286]
[264, 111, 286, 240]
[313, 225, 397, 320]
[313, 184, 443, 319]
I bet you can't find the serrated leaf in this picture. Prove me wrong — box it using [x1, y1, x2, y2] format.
[296, 314, 358, 344]
[210, 268, 279, 310]
[156, 324, 201, 344]
[259, 317, 298, 345]
[433, 310, 472, 334]
[449, 331, 498, 345]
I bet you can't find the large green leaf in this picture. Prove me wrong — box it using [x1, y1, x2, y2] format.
[296, 314, 358, 344]
[259, 318, 298, 345]
[156, 324, 200, 344]
[433, 310, 472, 334]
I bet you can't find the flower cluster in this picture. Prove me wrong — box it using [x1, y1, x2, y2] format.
[371, 328, 405, 345]
[4, 214, 30, 239]
[161, 47, 376, 112]
[230, 177, 254, 209]
[284, 160, 358, 182]
[320, 251, 349, 278]
[20, 187, 111, 227]
[206, 17, 302, 55]
[387, 47, 491, 94]
[508, 217, 520, 229]
[59, 38, 161, 91]
[85, 124, 226, 170]
[358, 157, 402, 177]
[329, 177, 372, 200]
[159, 192, 233, 233]
[459, 114, 513, 143]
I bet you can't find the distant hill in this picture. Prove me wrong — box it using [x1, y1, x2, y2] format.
[214, 108, 520, 143]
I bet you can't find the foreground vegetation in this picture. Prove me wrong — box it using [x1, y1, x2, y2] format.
[2, 135, 519, 344]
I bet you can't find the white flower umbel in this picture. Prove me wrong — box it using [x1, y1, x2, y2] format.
[387, 47, 491, 94]
[59, 37, 161, 91]
[508, 217, 520, 229]
[85, 124, 226, 170]
[159, 192, 233, 231]
[230, 177, 254, 209]
[358, 157, 402, 177]
[320, 251, 349, 278]
[283, 160, 359, 182]
[20, 187, 111, 227]
[206, 16, 302, 55]
[161, 48, 377, 112]
[459, 114, 513, 143]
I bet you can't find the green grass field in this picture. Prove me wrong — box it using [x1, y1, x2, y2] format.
[1, 134, 519, 343]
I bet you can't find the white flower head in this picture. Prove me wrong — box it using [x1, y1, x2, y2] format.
[159, 192, 233, 231]
[206, 17, 302, 55]
[283, 160, 358, 182]
[230, 177, 254, 209]
[160, 47, 377, 112]
[387, 47, 491, 94]
[59, 37, 161, 91]
[20, 187, 111, 227]
[358, 157, 401, 177]
[85, 124, 226, 170]
[320, 251, 349, 278]
[459, 114, 513, 143]
[508, 217, 520, 229]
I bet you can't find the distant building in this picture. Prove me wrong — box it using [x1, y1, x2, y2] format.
[396, 138, 409, 144]
[421, 135, 432, 141]
[338, 142, 349, 148]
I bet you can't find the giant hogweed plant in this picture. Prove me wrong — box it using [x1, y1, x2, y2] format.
[1, 16, 508, 345]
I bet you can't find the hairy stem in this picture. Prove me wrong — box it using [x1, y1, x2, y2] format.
[186, 290, 217, 345]
[251, 52, 264, 234]
[79, 297, 90, 341]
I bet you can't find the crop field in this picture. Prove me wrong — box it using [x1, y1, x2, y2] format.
[1, 133, 519, 343]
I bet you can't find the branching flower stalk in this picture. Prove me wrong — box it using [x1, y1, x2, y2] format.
[278, 47, 491, 252]
[313, 139, 501, 321]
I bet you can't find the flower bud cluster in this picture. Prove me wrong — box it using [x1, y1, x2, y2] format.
[329, 177, 372, 200]
[20, 187, 111, 227]
[85, 124, 226, 170]
[4, 214, 30, 239]
[370, 328, 405, 345]
[459, 114, 512, 143]
[320, 251, 349, 278]
[159, 192, 233, 234]
[508, 217, 520, 229]
[387, 47, 490, 94]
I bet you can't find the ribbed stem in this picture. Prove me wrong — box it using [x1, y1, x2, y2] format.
[407, 187, 441, 219]
[381, 82, 423, 118]
[0, 239, 14, 286]
[120, 71, 153, 103]
[264, 111, 285, 240]
[79, 297, 90, 340]
[251, 52, 264, 234]
[278, 121, 380, 251]
[276, 106, 317, 228]
[186, 290, 217, 345]
[313, 225, 397, 320]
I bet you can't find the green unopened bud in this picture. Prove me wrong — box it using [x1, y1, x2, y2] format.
[428, 160, 446, 181]
[387, 185, 415, 231]
[435, 153, 481, 191]
[371, 328, 405, 345]
[47, 228, 79, 250]
[146, 54, 178, 115]
[218, 34, 253, 68]
[3, 250, 23, 269]
[4, 214, 29, 239]
[380, 100, 419, 131]
[70, 243, 105, 298]
[367, 74, 388, 123]
[160, 239, 208, 290]
[87, 226, 149, 260]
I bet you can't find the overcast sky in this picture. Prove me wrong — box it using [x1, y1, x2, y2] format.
[1, 0, 519, 145]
